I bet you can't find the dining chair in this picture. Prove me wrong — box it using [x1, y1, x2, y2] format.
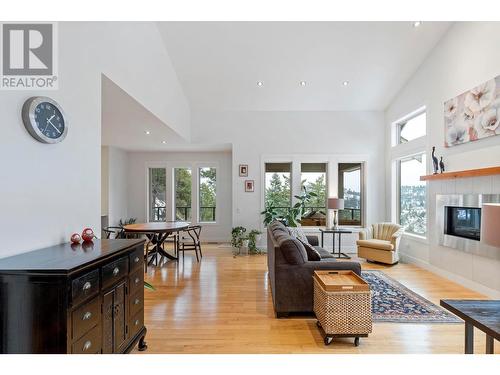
[178, 225, 202, 262]
[103, 226, 125, 239]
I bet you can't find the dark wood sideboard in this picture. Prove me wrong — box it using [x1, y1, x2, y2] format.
[0, 239, 147, 354]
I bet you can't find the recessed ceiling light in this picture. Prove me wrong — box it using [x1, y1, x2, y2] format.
[162, 140, 166, 144]
[412, 21, 422, 28]
[145, 130, 151, 135]
[343, 81, 349, 86]
[257, 81, 263, 87]
[299, 81, 306, 86]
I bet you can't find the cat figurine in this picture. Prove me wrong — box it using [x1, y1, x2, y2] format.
[432, 146, 439, 174]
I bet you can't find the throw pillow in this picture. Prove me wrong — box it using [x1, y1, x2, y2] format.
[287, 226, 309, 244]
[298, 239, 321, 261]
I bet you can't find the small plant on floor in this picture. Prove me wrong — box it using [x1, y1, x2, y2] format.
[247, 230, 263, 254]
[231, 226, 247, 254]
[119, 217, 137, 226]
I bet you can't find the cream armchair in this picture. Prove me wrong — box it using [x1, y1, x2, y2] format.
[357, 223, 404, 264]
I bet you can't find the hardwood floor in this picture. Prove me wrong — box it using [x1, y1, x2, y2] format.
[139, 244, 499, 354]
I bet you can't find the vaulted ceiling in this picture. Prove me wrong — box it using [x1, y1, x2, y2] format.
[157, 21, 452, 111]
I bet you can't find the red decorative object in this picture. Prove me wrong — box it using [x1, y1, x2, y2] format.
[70, 233, 81, 244]
[82, 228, 95, 242]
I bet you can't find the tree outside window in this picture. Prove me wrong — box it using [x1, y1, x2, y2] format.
[174, 168, 192, 221]
[199, 167, 216, 222]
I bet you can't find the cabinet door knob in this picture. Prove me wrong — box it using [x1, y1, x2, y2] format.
[134, 257, 140, 263]
[113, 267, 120, 276]
[82, 311, 92, 320]
[82, 281, 91, 291]
[83, 340, 92, 351]
[134, 298, 140, 305]
[135, 319, 139, 326]
[135, 277, 140, 284]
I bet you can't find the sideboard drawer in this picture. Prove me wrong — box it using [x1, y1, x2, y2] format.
[72, 325, 102, 354]
[129, 289, 144, 318]
[129, 268, 144, 296]
[129, 247, 144, 272]
[72, 269, 100, 306]
[102, 256, 129, 289]
[72, 296, 100, 340]
[129, 310, 144, 339]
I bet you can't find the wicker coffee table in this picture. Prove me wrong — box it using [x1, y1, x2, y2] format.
[313, 270, 372, 346]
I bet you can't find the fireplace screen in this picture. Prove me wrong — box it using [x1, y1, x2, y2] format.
[444, 206, 481, 241]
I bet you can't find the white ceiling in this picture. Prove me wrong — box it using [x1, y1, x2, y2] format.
[101, 75, 231, 152]
[158, 21, 452, 111]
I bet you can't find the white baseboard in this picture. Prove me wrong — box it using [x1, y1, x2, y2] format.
[400, 253, 500, 299]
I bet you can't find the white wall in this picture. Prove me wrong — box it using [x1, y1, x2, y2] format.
[385, 22, 500, 297]
[126, 151, 232, 242]
[0, 22, 190, 258]
[191, 110, 387, 249]
[106, 147, 129, 226]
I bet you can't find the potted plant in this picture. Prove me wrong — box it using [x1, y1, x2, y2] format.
[247, 230, 262, 254]
[231, 226, 247, 254]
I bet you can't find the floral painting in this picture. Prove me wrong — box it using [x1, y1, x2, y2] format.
[444, 75, 500, 147]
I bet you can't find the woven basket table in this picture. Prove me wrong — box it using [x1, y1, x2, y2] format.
[313, 270, 372, 346]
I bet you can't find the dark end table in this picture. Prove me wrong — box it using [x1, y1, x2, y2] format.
[319, 228, 352, 259]
[440, 299, 500, 354]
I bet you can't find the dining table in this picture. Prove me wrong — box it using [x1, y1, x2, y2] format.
[123, 221, 190, 264]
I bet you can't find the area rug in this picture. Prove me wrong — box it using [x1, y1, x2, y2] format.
[361, 270, 461, 323]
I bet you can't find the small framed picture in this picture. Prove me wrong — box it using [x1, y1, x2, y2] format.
[245, 180, 254, 192]
[239, 164, 248, 177]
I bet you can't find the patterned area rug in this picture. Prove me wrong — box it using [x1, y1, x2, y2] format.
[361, 270, 461, 323]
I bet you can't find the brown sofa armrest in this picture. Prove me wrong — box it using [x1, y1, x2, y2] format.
[306, 235, 319, 246]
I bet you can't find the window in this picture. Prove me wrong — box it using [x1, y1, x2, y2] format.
[338, 163, 363, 226]
[398, 154, 427, 236]
[264, 163, 292, 218]
[396, 111, 426, 144]
[149, 168, 166, 222]
[300, 163, 327, 226]
[174, 168, 192, 221]
[198, 167, 216, 222]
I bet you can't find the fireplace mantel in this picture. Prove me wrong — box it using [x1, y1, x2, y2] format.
[420, 166, 500, 181]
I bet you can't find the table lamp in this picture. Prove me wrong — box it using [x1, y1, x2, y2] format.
[481, 203, 500, 248]
[328, 198, 344, 230]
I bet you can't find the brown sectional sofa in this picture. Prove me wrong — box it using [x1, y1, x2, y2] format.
[267, 220, 362, 317]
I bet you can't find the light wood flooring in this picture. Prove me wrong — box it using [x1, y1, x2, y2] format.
[138, 244, 499, 354]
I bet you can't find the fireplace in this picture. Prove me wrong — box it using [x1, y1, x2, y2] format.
[444, 206, 481, 241]
[436, 194, 500, 260]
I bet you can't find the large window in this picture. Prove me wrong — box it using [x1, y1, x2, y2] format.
[198, 167, 216, 222]
[338, 163, 363, 226]
[174, 168, 192, 221]
[264, 163, 292, 218]
[300, 163, 327, 226]
[149, 168, 166, 222]
[398, 154, 427, 236]
[396, 110, 426, 144]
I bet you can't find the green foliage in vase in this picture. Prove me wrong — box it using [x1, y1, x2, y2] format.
[247, 230, 262, 254]
[231, 226, 247, 251]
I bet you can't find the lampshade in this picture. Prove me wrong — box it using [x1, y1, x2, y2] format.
[328, 198, 344, 210]
[481, 203, 500, 248]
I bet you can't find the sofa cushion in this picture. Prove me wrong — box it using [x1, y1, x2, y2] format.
[357, 239, 394, 251]
[314, 247, 335, 259]
[270, 220, 286, 232]
[278, 238, 308, 265]
[287, 226, 309, 244]
[298, 239, 321, 261]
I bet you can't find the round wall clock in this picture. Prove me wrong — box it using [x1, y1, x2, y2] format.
[22, 96, 68, 144]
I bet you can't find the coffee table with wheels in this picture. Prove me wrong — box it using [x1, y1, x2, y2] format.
[313, 270, 372, 346]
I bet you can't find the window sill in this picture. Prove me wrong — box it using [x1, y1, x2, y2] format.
[402, 232, 428, 244]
